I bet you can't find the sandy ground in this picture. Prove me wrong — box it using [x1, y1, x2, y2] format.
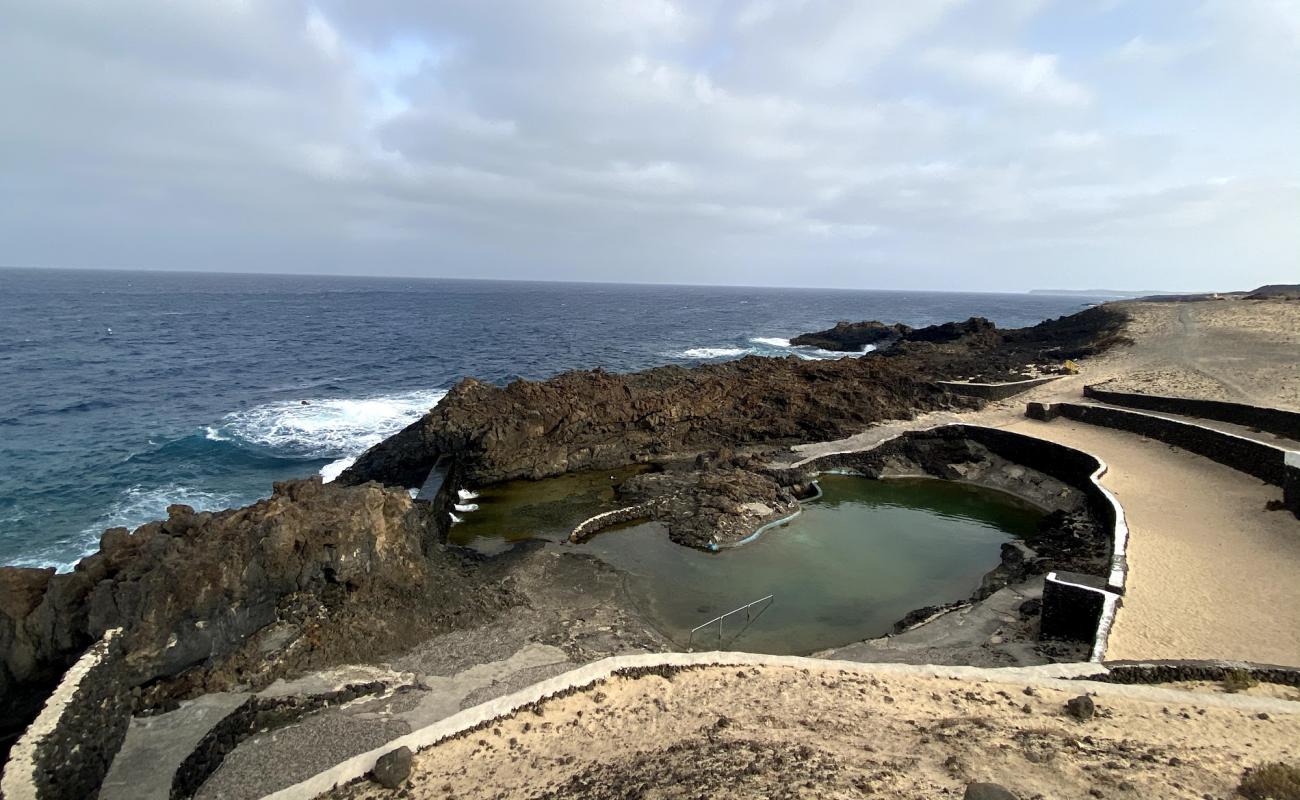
[333, 663, 1300, 800]
[1005, 416, 1300, 665]
[1098, 299, 1300, 409]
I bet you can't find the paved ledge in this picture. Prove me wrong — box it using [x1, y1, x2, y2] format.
[259, 650, 1300, 800]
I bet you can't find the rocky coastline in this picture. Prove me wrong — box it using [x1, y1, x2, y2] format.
[0, 303, 1131, 795]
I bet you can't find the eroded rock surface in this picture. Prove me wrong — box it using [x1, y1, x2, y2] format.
[617, 463, 800, 549]
[340, 307, 1127, 490]
[789, 320, 910, 352]
[0, 478, 513, 761]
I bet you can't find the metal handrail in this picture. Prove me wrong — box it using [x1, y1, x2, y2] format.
[687, 595, 774, 649]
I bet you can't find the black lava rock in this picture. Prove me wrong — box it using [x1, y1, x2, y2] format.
[372, 746, 413, 789]
[964, 782, 1020, 800]
[1066, 694, 1096, 721]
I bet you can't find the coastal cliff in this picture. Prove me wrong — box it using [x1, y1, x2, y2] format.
[0, 478, 511, 762]
[340, 307, 1126, 491]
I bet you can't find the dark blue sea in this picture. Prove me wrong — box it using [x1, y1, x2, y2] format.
[0, 268, 1104, 570]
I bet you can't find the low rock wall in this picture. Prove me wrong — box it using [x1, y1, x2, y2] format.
[569, 502, 659, 542]
[1091, 659, 1300, 688]
[1083, 384, 1300, 440]
[1042, 572, 1117, 662]
[1, 629, 133, 800]
[1041, 402, 1290, 486]
[1284, 451, 1300, 519]
[935, 375, 1060, 401]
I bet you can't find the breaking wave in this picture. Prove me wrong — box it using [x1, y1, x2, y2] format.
[672, 347, 751, 359]
[215, 388, 447, 460]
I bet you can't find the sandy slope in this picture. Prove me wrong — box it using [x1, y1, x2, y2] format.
[333, 663, 1299, 800]
[1099, 299, 1300, 409]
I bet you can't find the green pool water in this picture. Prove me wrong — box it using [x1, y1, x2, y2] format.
[450, 472, 1044, 655]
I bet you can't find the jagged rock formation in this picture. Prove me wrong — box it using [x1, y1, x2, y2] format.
[0, 478, 512, 761]
[789, 320, 910, 352]
[340, 307, 1127, 491]
[615, 461, 801, 549]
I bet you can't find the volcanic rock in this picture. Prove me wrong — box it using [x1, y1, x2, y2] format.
[965, 783, 1020, 800]
[0, 478, 511, 761]
[1066, 694, 1096, 721]
[789, 320, 910, 352]
[617, 466, 800, 549]
[372, 746, 414, 789]
[339, 306, 1126, 491]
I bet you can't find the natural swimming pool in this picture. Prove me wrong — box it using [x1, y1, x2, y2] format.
[450, 471, 1044, 654]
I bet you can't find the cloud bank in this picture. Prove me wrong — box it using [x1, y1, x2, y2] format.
[1, 0, 1296, 291]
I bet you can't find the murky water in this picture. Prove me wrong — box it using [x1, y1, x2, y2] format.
[450, 472, 1043, 654]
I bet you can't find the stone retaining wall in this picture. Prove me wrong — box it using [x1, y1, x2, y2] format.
[935, 375, 1061, 401]
[1, 629, 133, 800]
[1091, 659, 1300, 688]
[1031, 401, 1291, 487]
[568, 501, 659, 542]
[1083, 384, 1300, 441]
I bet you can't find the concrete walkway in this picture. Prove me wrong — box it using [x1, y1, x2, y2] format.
[1003, 415, 1300, 666]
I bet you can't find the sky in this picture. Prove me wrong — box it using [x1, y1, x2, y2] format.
[1, 1, 1296, 292]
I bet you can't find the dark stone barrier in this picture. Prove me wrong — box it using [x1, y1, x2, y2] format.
[1285, 452, 1300, 519]
[1083, 384, 1300, 441]
[1041, 572, 1112, 653]
[1089, 660, 1300, 689]
[1048, 402, 1289, 486]
[935, 375, 1061, 401]
[1, 630, 134, 800]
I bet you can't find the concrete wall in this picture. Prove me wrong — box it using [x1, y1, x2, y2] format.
[1, 629, 133, 800]
[1083, 384, 1300, 441]
[936, 375, 1061, 401]
[1284, 451, 1300, 519]
[1045, 402, 1289, 486]
[1041, 572, 1118, 662]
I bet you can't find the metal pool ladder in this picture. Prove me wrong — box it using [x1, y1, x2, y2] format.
[687, 595, 774, 649]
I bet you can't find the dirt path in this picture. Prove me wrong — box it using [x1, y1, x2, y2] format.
[1004, 416, 1300, 665]
[332, 663, 1300, 800]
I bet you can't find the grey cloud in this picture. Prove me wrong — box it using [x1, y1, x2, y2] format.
[0, 0, 1295, 290]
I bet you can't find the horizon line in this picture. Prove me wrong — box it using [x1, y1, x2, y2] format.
[0, 263, 1211, 297]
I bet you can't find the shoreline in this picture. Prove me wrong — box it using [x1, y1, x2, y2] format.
[4, 296, 1299, 798]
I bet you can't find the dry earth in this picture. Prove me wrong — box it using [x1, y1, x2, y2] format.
[333, 663, 1299, 800]
[1098, 299, 1300, 409]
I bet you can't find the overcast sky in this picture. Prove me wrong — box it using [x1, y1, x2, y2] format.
[2, 1, 1296, 291]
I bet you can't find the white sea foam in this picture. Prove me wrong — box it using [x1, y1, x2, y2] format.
[674, 347, 751, 359]
[319, 456, 356, 483]
[449, 512, 463, 524]
[216, 388, 448, 460]
[17, 483, 256, 573]
[204, 426, 230, 442]
[453, 503, 479, 513]
[457, 488, 479, 501]
[749, 337, 792, 348]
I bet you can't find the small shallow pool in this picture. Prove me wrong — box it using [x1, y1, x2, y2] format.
[450, 471, 1044, 654]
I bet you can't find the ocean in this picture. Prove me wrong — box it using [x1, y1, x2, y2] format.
[0, 267, 1104, 570]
